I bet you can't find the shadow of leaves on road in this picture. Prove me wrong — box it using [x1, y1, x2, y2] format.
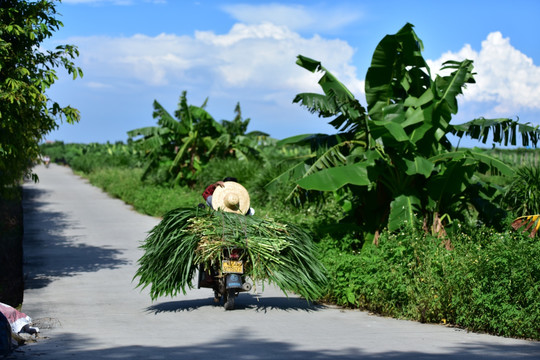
[16, 331, 540, 360]
[22, 187, 128, 289]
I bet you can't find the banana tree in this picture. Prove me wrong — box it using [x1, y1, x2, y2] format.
[274, 23, 540, 244]
[128, 91, 223, 185]
[208, 102, 269, 161]
[128, 92, 267, 185]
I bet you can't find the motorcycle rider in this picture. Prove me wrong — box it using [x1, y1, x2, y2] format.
[199, 177, 254, 304]
[201, 177, 254, 215]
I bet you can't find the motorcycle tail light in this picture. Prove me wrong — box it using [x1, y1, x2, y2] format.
[230, 249, 240, 259]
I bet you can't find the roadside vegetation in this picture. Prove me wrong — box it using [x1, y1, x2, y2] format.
[0, 0, 82, 309]
[41, 140, 540, 340]
[40, 24, 540, 336]
[4, 11, 539, 340]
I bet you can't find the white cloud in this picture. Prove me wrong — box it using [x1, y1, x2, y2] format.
[58, 22, 363, 101]
[221, 3, 362, 33]
[62, 0, 134, 4]
[427, 32, 540, 115]
[86, 81, 113, 89]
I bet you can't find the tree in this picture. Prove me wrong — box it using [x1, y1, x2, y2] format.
[273, 23, 540, 245]
[128, 91, 266, 186]
[128, 92, 220, 185]
[209, 102, 269, 162]
[0, 0, 82, 192]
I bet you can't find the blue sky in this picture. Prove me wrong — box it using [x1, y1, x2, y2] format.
[44, 0, 540, 148]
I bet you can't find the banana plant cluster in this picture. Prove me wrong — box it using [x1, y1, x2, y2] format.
[127, 91, 267, 186]
[277, 23, 540, 243]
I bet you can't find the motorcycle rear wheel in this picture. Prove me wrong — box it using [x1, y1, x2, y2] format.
[223, 289, 235, 310]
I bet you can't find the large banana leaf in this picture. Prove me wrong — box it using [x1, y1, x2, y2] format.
[365, 23, 430, 122]
[294, 55, 368, 134]
[426, 159, 473, 206]
[277, 133, 349, 150]
[429, 149, 515, 177]
[433, 60, 475, 121]
[153, 100, 186, 134]
[450, 118, 540, 147]
[388, 195, 422, 232]
[126, 126, 170, 141]
[296, 162, 371, 191]
[404, 156, 434, 177]
[275, 137, 371, 200]
[126, 126, 171, 165]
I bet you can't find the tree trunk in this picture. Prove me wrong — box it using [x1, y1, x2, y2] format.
[0, 188, 24, 307]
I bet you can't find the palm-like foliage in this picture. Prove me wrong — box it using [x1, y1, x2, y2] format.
[127, 91, 221, 185]
[274, 23, 540, 243]
[209, 102, 269, 161]
[128, 92, 267, 185]
[503, 165, 540, 216]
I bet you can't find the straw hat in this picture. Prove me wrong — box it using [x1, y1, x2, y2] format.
[212, 181, 250, 214]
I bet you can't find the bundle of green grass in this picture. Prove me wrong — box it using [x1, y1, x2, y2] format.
[134, 207, 327, 301]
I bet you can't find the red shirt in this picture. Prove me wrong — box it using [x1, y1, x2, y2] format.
[202, 184, 217, 200]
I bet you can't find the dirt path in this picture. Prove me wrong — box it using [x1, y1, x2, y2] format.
[16, 164, 540, 359]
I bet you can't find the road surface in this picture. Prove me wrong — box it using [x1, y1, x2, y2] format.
[16, 164, 540, 359]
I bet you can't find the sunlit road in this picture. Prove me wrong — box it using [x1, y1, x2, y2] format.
[18, 164, 539, 359]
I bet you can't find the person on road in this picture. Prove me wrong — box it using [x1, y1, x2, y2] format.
[201, 177, 254, 215]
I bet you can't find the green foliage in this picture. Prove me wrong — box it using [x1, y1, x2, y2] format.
[503, 164, 540, 216]
[53, 141, 540, 339]
[134, 207, 327, 301]
[194, 157, 261, 194]
[41, 141, 141, 173]
[0, 0, 82, 191]
[86, 168, 200, 216]
[128, 91, 267, 186]
[274, 23, 539, 242]
[320, 226, 540, 339]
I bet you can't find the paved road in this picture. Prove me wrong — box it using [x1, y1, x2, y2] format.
[16, 164, 540, 359]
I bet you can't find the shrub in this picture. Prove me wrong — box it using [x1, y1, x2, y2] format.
[503, 164, 540, 216]
[320, 225, 540, 339]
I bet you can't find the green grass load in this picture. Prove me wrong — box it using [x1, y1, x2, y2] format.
[134, 207, 327, 301]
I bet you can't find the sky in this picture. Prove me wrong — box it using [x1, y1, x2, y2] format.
[43, 0, 540, 148]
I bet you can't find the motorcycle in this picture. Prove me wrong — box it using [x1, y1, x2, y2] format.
[197, 247, 252, 310]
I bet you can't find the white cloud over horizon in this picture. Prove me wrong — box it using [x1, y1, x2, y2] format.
[54, 22, 364, 103]
[427, 32, 540, 118]
[45, 7, 540, 144]
[60, 23, 539, 122]
[221, 3, 363, 33]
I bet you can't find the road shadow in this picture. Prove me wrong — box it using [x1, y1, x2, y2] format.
[16, 331, 540, 360]
[22, 187, 128, 289]
[146, 293, 326, 313]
